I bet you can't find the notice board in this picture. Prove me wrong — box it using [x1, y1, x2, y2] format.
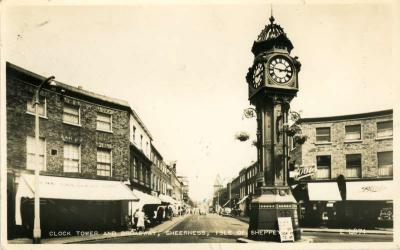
[277, 217, 294, 242]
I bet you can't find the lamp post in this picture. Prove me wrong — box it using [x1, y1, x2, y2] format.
[32, 76, 55, 244]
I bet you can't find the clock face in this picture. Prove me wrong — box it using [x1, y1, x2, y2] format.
[252, 63, 264, 88]
[268, 56, 293, 84]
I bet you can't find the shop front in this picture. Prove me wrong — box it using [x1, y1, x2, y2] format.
[335, 180, 393, 229]
[14, 174, 139, 238]
[303, 182, 342, 227]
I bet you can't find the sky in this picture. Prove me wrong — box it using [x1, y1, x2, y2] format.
[4, 1, 399, 202]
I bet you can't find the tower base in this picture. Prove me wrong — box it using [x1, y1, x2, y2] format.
[248, 186, 301, 242]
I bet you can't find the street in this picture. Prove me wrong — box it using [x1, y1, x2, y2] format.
[81, 213, 393, 243]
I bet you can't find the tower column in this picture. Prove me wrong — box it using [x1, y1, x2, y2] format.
[245, 13, 302, 241]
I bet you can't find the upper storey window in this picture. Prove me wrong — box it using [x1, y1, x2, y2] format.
[316, 127, 331, 143]
[377, 121, 393, 138]
[345, 124, 361, 141]
[63, 104, 80, 125]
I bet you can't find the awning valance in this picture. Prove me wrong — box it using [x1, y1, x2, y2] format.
[131, 189, 161, 205]
[346, 181, 394, 201]
[159, 194, 176, 204]
[237, 195, 249, 204]
[15, 174, 139, 225]
[17, 174, 139, 201]
[308, 182, 341, 201]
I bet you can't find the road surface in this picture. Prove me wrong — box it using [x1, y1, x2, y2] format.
[82, 213, 393, 243]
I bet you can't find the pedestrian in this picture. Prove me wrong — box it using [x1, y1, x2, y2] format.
[136, 208, 146, 232]
[157, 206, 164, 224]
[133, 208, 139, 230]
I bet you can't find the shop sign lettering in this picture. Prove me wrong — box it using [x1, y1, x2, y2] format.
[361, 185, 385, 192]
[290, 165, 316, 180]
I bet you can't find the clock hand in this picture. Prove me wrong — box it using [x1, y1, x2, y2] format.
[274, 68, 287, 72]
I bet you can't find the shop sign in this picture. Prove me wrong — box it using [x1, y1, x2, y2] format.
[290, 165, 317, 180]
[277, 217, 294, 242]
[379, 208, 393, 221]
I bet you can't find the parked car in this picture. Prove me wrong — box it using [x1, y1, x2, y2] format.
[221, 207, 231, 216]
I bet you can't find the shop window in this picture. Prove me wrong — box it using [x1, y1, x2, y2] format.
[345, 124, 361, 141]
[377, 121, 393, 138]
[26, 98, 46, 117]
[63, 143, 80, 173]
[97, 148, 112, 176]
[316, 127, 331, 143]
[63, 104, 80, 125]
[96, 112, 112, 132]
[26, 136, 46, 171]
[346, 154, 361, 178]
[316, 155, 331, 179]
[378, 151, 393, 177]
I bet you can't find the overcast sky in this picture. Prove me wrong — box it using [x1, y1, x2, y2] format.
[4, 1, 399, 201]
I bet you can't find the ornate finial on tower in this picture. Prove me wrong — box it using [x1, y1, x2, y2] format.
[269, 15, 275, 24]
[270, 4, 275, 24]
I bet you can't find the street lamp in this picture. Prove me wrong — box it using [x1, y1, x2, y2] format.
[32, 76, 55, 244]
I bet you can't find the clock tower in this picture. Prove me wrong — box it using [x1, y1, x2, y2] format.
[245, 14, 302, 241]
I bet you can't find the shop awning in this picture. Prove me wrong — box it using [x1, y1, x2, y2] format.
[222, 200, 230, 208]
[308, 182, 342, 201]
[131, 189, 161, 205]
[237, 195, 249, 204]
[159, 194, 176, 204]
[15, 174, 139, 225]
[346, 181, 394, 201]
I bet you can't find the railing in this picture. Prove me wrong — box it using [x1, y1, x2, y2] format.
[346, 167, 361, 178]
[378, 165, 393, 177]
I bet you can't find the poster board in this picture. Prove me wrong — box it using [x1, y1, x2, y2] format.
[277, 217, 295, 242]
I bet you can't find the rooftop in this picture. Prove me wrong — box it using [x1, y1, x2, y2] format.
[299, 109, 393, 123]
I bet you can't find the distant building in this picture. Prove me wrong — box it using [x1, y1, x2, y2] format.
[289, 109, 393, 228]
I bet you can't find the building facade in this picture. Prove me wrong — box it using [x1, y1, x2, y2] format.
[6, 62, 136, 238]
[289, 109, 393, 228]
[7, 62, 188, 239]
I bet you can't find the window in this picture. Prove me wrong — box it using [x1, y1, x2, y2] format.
[63, 104, 80, 125]
[140, 135, 143, 150]
[97, 148, 112, 176]
[316, 127, 331, 143]
[378, 151, 393, 177]
[345, 124, 361, 141]
[97, 112, 112, 132]
[132, 157, 137, 179]
[132, 126, 136, 142]
[316, 155, 331, 179]
[377, 121, 393, 138]
[26, 136, 46, 171]
[27, 98, 46, 117]
[63, 143, 80, 172]
[346, 154, 361, 178]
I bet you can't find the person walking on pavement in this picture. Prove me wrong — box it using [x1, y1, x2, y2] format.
[156, 206, 164, 224]
[133, 208, 139, 230]
[136, 208, 146, 232]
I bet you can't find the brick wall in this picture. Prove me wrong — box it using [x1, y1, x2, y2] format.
[7, 77, 130, 181]
[290, 114, 393, 181]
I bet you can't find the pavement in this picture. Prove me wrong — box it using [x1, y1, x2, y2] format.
[9, 214, 393, 244]
[8, 214, 189, 244]
[232, 215, 393, 235]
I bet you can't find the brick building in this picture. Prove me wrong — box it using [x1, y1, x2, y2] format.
[213, 161, 259, 216]
[6, 62, 138, 238]
[289, 109, 393, 228]
[6, 62, 188, 239]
